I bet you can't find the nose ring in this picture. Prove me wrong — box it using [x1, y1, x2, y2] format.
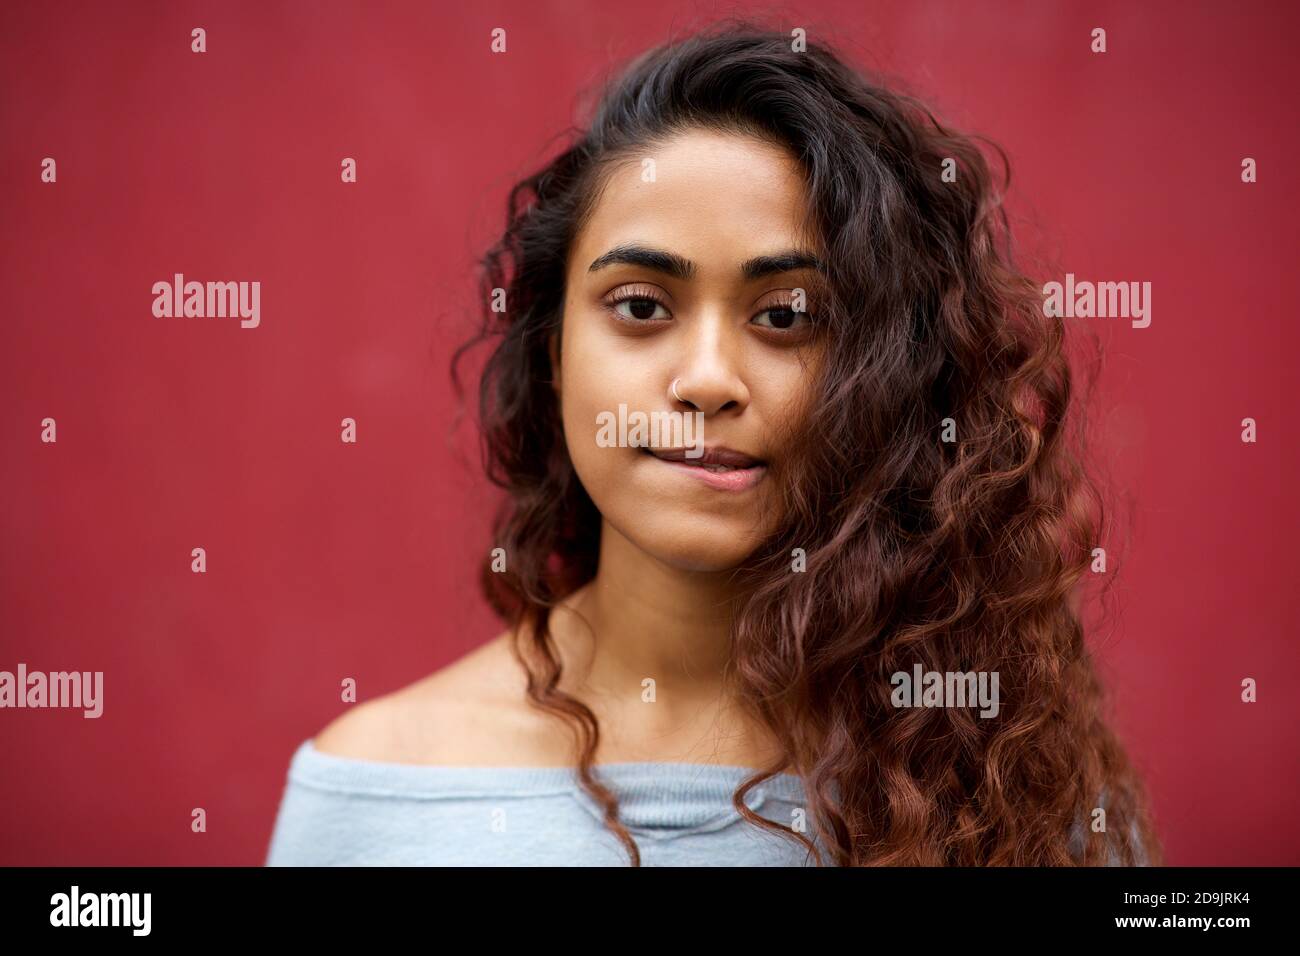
[670, 378, 684, 403]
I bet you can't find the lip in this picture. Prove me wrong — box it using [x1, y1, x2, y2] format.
[641, 446, 768, 491]
[647, 445, 763, 468]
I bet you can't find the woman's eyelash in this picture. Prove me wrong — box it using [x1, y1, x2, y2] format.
[602, 292, 817, 329]
[752, 303, 817, 330]
[604, 291, 671, 322]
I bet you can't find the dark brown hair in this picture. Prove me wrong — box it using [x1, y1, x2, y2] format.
[452, 20, 1161, 866]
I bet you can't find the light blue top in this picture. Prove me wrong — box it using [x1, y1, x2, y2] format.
[265, 738, 1145, 866]
[265, 739, 820, 866]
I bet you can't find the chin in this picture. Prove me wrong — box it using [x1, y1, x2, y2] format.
[624, 518, 765, 573]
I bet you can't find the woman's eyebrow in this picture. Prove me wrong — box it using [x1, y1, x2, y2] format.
[588, 243, 823, 281]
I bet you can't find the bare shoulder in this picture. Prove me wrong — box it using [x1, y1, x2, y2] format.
[311, 628, 567, 766]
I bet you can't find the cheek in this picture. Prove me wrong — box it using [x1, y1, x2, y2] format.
[750, 356, 822, 451]
[561, 389, 611, 492]
[557, 330, 632, 496]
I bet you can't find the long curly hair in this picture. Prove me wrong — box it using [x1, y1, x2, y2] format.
[451, 20, 1161, 866]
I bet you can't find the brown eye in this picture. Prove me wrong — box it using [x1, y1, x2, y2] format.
[604, 286, 672, 324]
[752, 303, 812, 330]
[613, 297, 670, 321]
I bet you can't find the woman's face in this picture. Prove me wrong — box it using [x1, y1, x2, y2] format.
[556, 128, 825, 572]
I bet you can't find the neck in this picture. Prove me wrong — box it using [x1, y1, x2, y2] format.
[544, 519, 781, 767]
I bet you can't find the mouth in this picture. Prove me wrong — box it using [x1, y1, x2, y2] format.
[641, 445, 768, 491]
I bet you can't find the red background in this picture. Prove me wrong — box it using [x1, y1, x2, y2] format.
[1, 0, 1295, 866]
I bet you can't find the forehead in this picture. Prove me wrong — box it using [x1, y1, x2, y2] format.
[572, 129, 815, 277]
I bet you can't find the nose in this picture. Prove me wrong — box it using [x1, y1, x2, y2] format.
[669, 312, 751, 417]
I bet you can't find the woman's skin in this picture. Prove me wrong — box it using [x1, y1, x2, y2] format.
[315, 130, 825, 771]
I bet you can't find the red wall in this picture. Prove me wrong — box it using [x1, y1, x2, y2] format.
[1, 0, 1295, 865]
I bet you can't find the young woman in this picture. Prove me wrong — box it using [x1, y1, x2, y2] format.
[267, 22, 1161, 867]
